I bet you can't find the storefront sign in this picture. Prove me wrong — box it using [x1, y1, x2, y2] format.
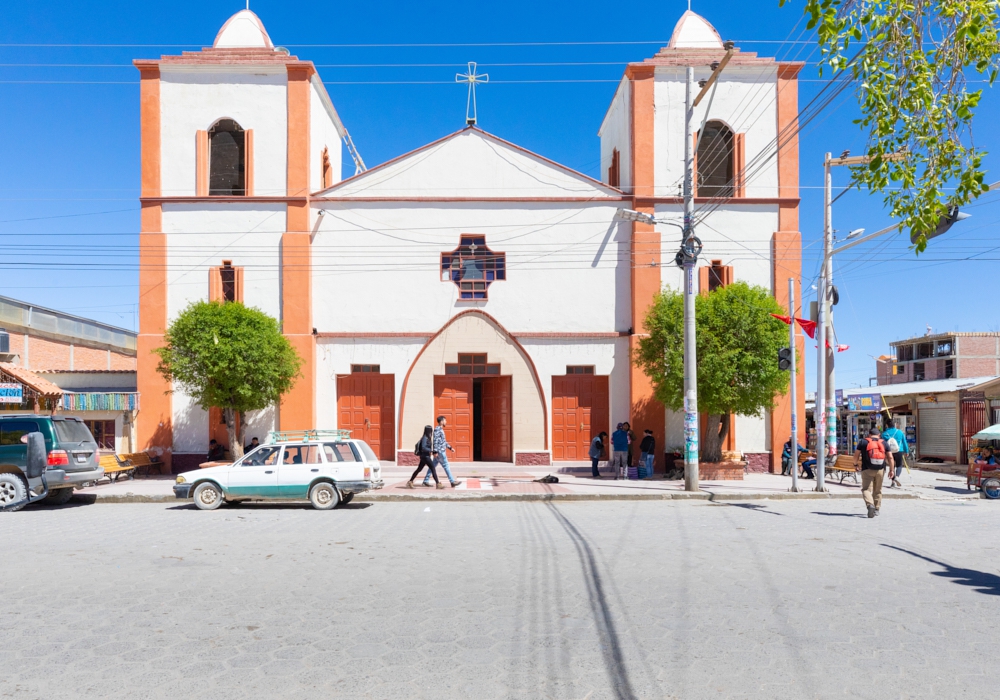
[835, 389, 844, 407]
[0, 383, 23, 404]
[846, 393, 882, 413]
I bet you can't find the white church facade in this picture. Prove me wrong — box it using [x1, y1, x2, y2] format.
[135, 9, 805, 472]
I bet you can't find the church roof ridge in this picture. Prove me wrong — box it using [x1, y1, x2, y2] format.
[313, 126, 624, 199]
[214, 9, 273, 49]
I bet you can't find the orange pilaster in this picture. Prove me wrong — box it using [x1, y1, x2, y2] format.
[135, 64, 172, 472]
[769, 62, 805, 472]
[279, 64, 315, 431]
[626, 65, 665, 467]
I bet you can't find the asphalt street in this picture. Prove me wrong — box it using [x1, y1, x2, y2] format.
[2, 498, 998, 699]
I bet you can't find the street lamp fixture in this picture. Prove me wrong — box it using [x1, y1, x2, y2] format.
[846, 228, 865, 240]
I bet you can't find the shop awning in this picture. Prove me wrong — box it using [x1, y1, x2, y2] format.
[0, 362, 64, 397]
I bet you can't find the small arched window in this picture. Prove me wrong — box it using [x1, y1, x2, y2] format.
[696, 121, 734, 198]
[209, 119, 246, 196]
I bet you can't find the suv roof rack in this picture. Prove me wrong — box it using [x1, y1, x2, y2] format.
[265, 429, 353, 444]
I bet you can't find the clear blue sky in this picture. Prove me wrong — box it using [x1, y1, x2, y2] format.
[1, 0, 998, 390]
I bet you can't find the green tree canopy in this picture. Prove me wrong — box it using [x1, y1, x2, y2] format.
[781, 0, 999, 251]
[155, 300, 302, 459]
[636, 282, 790, 463]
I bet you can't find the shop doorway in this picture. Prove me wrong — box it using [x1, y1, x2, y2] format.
[434, 367, 511, 462]
[551, 372, 609, 461]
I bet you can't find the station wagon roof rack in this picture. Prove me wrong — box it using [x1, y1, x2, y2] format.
[265, 429, 353, 444]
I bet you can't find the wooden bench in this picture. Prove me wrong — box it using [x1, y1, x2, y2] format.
[828, 454, 860, 484]
[99, 455, 136, 483]
[116, 451, 160, 478]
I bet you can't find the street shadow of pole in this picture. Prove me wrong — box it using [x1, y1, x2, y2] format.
[545, 502, 637, 700]
[882, 544, 1000, 596]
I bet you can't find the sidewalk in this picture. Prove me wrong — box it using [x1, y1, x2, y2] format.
[70, 463, 980, 503]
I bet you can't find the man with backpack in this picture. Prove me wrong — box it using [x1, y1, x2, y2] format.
[854, 427, 895, 518]
[882, 418, 909, 488]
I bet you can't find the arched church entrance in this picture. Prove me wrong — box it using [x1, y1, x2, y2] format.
[397, 311, 546, 464]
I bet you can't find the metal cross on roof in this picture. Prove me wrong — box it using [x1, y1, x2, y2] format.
[456, 62, 489, 126]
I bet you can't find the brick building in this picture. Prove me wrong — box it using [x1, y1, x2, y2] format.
[876, 332, 1000, 385]
[0, 295, 138, 453]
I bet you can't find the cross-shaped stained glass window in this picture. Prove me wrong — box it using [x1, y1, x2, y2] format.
[440, 235, 505, 300]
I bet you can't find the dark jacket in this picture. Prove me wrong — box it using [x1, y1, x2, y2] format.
[417, 435, 433, 458]
[640, 435, 655, 454]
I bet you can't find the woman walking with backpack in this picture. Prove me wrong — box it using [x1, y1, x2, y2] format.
[406, 425, 442, 489]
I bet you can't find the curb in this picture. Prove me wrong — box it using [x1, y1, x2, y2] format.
[84, 491, 923, 504]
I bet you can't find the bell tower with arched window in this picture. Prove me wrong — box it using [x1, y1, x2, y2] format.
[133, 9, 358, 470]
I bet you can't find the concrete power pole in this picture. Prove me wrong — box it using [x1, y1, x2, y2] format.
[682, 65, 700, 491]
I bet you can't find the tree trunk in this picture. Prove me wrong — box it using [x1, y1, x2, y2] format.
[223, 407, 244, 460]
[718, 414, 731, 457]
[701, 414, 722, 463]
[238, 411, 246, 455]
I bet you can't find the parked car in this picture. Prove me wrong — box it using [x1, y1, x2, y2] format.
[0, 415, 104, 511]
[173, 430, 384, 510]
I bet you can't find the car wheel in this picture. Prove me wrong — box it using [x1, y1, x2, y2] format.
[42, 488, 74, 506]
[983, 478, 1000, 500]
[0, 473, 27, 512]
[193, 482, 224, 511]
[340, 492, 354, 506]
[309, 482, 339, 511]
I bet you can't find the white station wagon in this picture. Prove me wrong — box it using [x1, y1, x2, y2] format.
[173, 430, 383, 510]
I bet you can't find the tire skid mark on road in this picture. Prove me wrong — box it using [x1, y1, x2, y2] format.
[544, 502, 638, 700]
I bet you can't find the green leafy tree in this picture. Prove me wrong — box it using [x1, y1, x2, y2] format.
[155, 301, 302, 460]
[636, 283, 790, 464]
[780, 0, 999, 250]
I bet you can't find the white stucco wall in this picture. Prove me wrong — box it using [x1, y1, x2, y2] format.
[172, 389, 208, 454]
[159, 67, 288, 197]
[520, 337, 632, 440]
[311, 202, 629, 335]
[315, 338, 426, 431]
[655, 204, 777, 454]
[162, 203, 286, 323]
[598, 78, 632, 193]
[653, 65, 779, 198]
[310, 78, 344, 192]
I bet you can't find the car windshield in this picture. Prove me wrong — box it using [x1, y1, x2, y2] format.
[53, 419, 95, 444]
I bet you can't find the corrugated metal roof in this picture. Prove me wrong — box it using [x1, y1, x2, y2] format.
[844, 376, 1000, 397]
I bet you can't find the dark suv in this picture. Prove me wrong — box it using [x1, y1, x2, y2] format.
[0, 415, 103, 510]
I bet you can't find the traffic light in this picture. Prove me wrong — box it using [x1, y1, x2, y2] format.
[778, 347, 792, 371]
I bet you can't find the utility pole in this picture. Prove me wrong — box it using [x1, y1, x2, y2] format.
[682, 64, 700, 491]
[788, 277, 799, 493]
[814, 153, 834, 492]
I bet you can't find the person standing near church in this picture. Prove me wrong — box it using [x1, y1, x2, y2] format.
[611, 423, 629, 480]
[639, 429, 655, 478]
[590, 431, 608, 478]
[423, 415, 462, 488]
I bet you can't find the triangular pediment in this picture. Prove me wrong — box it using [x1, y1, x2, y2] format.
[317, 128, 621, 199]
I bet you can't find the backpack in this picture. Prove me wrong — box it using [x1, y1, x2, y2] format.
[414, 439, 422, 456]
[865, 438, 886, 467]
[886, 436, 900, 453]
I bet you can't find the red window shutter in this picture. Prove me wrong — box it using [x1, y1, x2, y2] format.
[208, 267, 222, 302]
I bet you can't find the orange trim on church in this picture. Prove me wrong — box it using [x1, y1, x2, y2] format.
[195, 130, 208, 196]
[626, 62, 665, 470]
[135, 64, 171, 472]
[278, 64, 315, 431]
[770, 62, 804, 471]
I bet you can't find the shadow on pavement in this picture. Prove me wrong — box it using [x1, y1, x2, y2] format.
[711, 502, 783, 516]
[545, 502, 637, 700]
[882, 544, 1000, 596]
[166, 501, 372, 511]
[27, 494, 98, 510]
[811, 512, 866, 518]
